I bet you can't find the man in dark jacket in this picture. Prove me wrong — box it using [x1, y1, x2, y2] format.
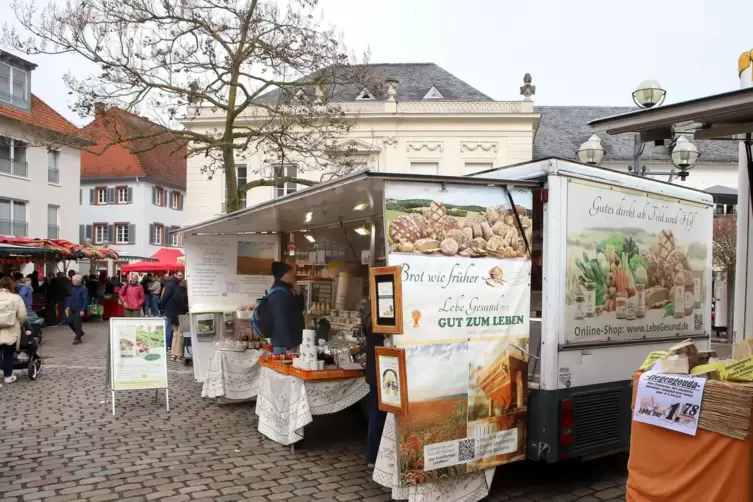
[59, 270, 74, 324]
[268, 262, 305, 354]
[160, 271, 183, 352]
[45, 273, 59, 325]
[68, 275, 89, 344]
[363, 301, 387, 466]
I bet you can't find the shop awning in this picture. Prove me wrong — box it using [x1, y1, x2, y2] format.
[121, 248, 185, 273]
[179, 171, 539, 236]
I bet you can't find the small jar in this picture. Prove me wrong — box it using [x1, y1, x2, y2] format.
[615, 293, 627, 320]
[584, 282, 596, 318]
[635, 284, 646, 318]
[693, 271, 703, 309]
[574, 293, 585, 320]
[626, 304, 636, 321]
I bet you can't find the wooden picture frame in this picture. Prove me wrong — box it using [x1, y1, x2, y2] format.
[370, 265, 403, 335]
[375, 346, 409, 415]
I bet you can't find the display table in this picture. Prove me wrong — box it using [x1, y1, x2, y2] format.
[373, 414, 495, 502]
[255, 366, 369, 446]
[101, 297, 124, 319]
[627, 372, 753, 502]
[201, 348, 263, 402]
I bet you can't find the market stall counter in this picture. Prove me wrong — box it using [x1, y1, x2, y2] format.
[202, 347, 264, 403]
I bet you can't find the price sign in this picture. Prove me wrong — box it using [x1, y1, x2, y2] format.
[633, 372, 706, 436]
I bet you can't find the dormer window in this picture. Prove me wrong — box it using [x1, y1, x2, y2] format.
[0, 62, 27, 109]
[294, 89, 308, 103]
[423, 86, 444, 100]
[355, 87, 375, 101]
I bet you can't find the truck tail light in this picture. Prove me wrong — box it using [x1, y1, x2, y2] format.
[559, 398, 574, 448]
[540, 188, 549, 203]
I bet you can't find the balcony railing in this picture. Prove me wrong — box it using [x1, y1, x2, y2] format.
[47, 224, 59, 239]
[48, 168, 60, 184]
[0, 157, 28, 178]
[0, 219, 27, 236]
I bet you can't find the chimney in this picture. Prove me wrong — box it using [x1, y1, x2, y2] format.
[94, 102, 106, 116]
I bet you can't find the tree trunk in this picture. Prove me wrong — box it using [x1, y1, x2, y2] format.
[727, 272, 735, 343]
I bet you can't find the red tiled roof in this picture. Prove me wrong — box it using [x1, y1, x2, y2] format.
[81, 107, 187, 187]
[0, 94, 85, 141]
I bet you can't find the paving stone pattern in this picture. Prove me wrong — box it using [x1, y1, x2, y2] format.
[0, 323, 627, 501]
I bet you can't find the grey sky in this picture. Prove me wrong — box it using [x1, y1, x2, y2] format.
[2, 0, 751, 125]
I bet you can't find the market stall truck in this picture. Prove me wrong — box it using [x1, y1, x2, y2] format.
[473, 157, 714, 462]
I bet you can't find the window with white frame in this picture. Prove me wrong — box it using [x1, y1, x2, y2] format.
[153, 224, 163, 245]
[0, 137, 28, 177]
[171, 191, 182, 209]
[170, 228, 179, 247]
[94, 224, 107, 244]
[0, 198, 27, 236]
[115, 224, 129, 244]
[48, 150, 60, 184]
[96, 187, 107, 205]
[47, 205, 59, 239]
[0, 62, 28, 109]
[155, 187, 164, 206]
[273, 163, 297, 198]
[410, 162, 439, 175]
[117, 187, 129, 204]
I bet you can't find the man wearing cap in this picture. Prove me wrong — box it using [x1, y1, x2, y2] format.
[268, 261, 305, 354]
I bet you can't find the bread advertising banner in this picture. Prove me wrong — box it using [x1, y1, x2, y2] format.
[564, 178, 712, 346]
[384, 181, 532, 485]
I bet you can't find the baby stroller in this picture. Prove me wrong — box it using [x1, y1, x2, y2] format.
[0, 322, 42, 380]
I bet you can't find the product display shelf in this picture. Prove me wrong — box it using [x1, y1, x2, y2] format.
[259, 355, 364, 381]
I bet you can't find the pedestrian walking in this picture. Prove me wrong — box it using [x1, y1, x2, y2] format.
[160, 271, 183, 352]
[68, 275, 88, 345]
[119, 274, 144, 317]
[0, 276, 27, 385]
[165, 280, 188, 360]
[59, 271, 74, 324]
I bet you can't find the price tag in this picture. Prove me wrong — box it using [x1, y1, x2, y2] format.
[633, 372, 706, 436]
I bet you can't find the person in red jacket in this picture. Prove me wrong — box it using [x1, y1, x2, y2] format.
[118, 274, 145, 317]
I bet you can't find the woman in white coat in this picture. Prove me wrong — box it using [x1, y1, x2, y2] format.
[0, 276, 27, 386]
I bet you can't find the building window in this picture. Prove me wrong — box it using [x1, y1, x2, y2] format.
[152, 224, 164, 245]
[48, 150, 60, 184]
[0, 198, 27, 236]
[273, 163, 297, 198]
[154, 186, 165, 206]
[410, 162, 439, 175]
[96, 187, 108, 205]
[117, 187, 129, 204]
[222, 165, 247, 212]
[115, 224, 129, 244]
[0, 137, 28, 178]
[355, 87, 375, 100]
[47, 205, 59, 239]
[170, 227, 179, 247]
[171, 191, 182, 210]
[0, 62, 27, 109]
[94, 224, 108, 244]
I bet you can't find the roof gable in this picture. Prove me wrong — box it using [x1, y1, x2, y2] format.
[0, 94, 84, 142]
[81, 108, 187, 187]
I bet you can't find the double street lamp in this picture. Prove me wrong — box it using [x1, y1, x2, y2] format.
[577, 80, 700, 180]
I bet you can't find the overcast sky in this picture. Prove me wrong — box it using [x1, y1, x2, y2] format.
[1, 0, 750, 125]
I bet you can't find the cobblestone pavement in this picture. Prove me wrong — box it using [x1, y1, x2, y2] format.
[0, 322, 628, 501]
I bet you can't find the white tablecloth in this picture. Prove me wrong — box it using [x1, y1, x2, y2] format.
[373, 414, 495, 502]
[201, 349, 263, 402]
[255, 366, 369, 445]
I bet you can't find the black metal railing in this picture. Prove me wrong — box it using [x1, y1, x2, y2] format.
[48, 168, 60, 184]
[0, 219, 27, 236]
[0, 156, 28, 177]
[47, 224, 59, 239]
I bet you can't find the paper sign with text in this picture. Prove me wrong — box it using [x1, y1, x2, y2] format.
[633, 372, 706, 435]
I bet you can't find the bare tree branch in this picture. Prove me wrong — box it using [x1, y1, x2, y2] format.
[713, 215, 736, 275]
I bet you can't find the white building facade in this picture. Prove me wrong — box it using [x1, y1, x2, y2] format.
[0, 51, 83, 247]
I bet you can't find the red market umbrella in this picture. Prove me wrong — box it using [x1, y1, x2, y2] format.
[120, 248, 184, 273]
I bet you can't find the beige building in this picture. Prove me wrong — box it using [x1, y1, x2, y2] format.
[183, 65, 738, 224]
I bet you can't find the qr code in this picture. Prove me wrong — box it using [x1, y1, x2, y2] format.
[458, 439, 475, 462]
[694, 313, 703, 331]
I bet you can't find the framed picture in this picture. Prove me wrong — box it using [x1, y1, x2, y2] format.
[375, 346, 409, 415]
[370, 265, 403, 334]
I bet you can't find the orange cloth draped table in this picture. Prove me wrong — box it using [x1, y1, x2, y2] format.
[627, 372, 753, 502]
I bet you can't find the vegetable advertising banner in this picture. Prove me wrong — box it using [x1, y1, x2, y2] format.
[385, 181, 532, 485]
[110, 318, 169, 390]
[565, 179, 712, 346]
